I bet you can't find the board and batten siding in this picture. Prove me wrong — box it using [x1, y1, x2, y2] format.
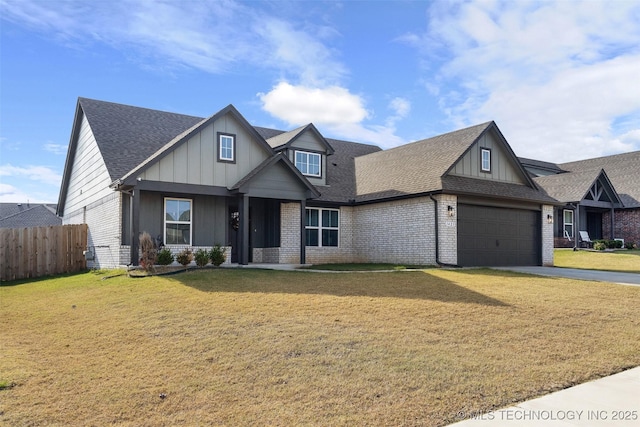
[62, 112, 114, 220]
[141, 113, 270, 188]
[139, 192, 226, 246]
[286, 129, 328, 186]
[244, 162, 310, 200]
[451, 132, 526, 184]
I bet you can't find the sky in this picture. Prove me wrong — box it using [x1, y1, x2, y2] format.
[1, 0, 639, 204]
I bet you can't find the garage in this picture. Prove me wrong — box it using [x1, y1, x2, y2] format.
[457, 204, 541, 266]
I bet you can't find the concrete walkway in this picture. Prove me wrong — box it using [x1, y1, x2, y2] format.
[449, 366, 640, 426]
[492, 266, 640, 286]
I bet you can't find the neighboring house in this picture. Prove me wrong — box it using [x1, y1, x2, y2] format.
[521, 152, 640, 248]
[57, 98, 559, 269]
[0, 203, 61, 229]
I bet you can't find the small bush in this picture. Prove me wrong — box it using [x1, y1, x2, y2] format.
[176, 249, 193, 266]
[209, 245, 227, 267]
[593, 241, 606, 251]
[139, 232, 157, 272]
[157, 248, 174, 265]
[624, 242, 636, 250]
[194, 249, 210, 267]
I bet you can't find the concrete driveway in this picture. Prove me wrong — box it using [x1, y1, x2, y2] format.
[492, 266, 640, 286]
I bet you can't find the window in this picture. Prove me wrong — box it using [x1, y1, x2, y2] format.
[165, 198, 192, 245]
[295, 151, 321, 177]
[481, 148, 491, 172]
[218, 133, 235, 162]
[563, 209, 574, 239]
[305, 208, 338, 247]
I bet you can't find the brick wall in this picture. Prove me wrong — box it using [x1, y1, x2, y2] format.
[280, 198, 437, 265]
[541, 204, 555, 266]
[433, 194, 457, 265]
[351, 196, 436, 265]
[603, 208, 640, 246]
[63, 192, 122, 269]
[279, 202, 302, 263]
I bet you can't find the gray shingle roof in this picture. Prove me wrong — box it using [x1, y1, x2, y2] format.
[533, 170, 606, 203]
[354, 122, 491, 197]
[265, 124, 307, 149]
[559, 151, 640, 208]
[518, 157, 566, 176]
[0, 203, 61, 229]
[317, 138, 381, 203]
[442, 175, 557, 204]
[79, 98, 204, 181]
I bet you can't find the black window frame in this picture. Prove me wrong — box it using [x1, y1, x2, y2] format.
[217, 132, 236, 163]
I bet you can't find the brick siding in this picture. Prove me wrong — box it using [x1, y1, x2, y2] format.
[63, 192, 122, 269]
[542, 204, 555, 266]
[603, 208, 640, 246]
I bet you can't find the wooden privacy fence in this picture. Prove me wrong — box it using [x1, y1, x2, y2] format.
[0, 224, 88, 282]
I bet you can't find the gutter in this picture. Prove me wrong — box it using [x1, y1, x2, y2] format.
[430, 195, 460, 268]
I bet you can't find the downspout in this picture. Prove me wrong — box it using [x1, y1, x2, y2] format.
[430, 195, 460, 268]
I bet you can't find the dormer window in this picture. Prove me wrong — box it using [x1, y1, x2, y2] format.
[218, 133, 235, 163]
[481, 148, 491, 172]
[295, 150, 321, 177]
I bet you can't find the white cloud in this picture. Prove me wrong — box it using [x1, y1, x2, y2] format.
[385, 97, 411, 128]
[0, 0, 344, 85]
[408, 0, 640, 161]
[0, 164, 62, 184]
[258, 82, 405, 148]
[43, 143, 68, 155]
[0, 165, 61, 202]
[0, 183, 57, 203]
[258, 82, 369, 127]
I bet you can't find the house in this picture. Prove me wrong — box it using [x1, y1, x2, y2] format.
[0, 203, 61, 229]
[520, 152, 640, 248]
[58, 98, 559, 269]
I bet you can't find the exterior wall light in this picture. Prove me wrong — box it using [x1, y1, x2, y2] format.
[447, 205, 455, 217]
[547, 214, 554, 224]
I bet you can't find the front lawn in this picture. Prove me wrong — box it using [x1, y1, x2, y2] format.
[555, 248, 640, 273]
[2, 269, 639, 426]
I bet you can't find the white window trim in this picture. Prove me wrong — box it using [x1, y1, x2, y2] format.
[563, 209, 574, 239]
[481, 148, 491, 172]
[219, 134, 235, 162]
[295, 150, 322, 177]
[305, 207, 339, 247]
[164, 197, 193, 246]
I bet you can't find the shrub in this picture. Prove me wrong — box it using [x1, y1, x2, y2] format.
[176, 249, 193, 266]
[593, 241, 606, 251]
[139, 232, 157, 272]
[194, 249, 210, 267]
[624, 242, 636, 250]
[209, 245, 227, 267]
[157, 248, 174, 265]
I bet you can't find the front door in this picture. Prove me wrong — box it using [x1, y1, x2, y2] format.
[587, 212, 603, 240]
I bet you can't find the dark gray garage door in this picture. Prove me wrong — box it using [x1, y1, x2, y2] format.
[457, 204, 541, 266]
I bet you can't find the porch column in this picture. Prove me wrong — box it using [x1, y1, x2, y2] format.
[574, 204, 580, 249]
[130, 189, 140, 266]
[239, 194, 250, 265]
[610, 207, 615, 240]
[300, 199, 306, 264]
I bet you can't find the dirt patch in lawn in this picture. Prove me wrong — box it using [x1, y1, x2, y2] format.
[1, 268, 639, 426]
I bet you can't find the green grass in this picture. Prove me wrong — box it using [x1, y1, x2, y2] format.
[1, 268, 639, 426]
[555, 249, 640, 273]
[302, 263, 434, 271]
